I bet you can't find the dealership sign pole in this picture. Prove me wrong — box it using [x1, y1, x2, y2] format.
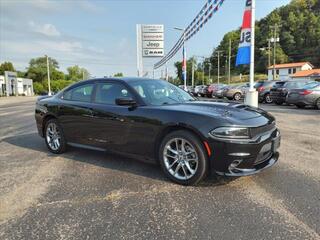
[236, 0, 258, 107]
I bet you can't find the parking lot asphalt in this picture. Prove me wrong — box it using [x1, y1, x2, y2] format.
[0, 97, 319, 240]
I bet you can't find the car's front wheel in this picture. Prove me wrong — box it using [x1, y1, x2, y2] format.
[159, 130, 208, 185]
[316, 98, 320, 110]
[264, 93, 273, 104]
[45, 118, 67, 154]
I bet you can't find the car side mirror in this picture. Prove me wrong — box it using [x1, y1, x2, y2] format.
[115, 97, 137, 107]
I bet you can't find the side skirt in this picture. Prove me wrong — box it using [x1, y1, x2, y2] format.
[67, 142, 106, 152]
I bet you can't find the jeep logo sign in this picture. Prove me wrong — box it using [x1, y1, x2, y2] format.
[143, 41, 163, 49]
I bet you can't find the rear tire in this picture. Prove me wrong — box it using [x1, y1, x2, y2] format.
[44, 118, 67, 154]
[275, 100, 283, 105]
[159, 130, 208, 186]
[233, 93, 241, 101]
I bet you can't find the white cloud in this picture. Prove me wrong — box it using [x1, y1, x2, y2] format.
[28, 21, 61, 37]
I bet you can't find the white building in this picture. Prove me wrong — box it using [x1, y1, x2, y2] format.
[0, 71, 34, 97]
[267, 62, 314, 81]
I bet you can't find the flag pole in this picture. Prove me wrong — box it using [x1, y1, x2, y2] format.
[245, 0, 258, 107]
[249, 0, 255, 91]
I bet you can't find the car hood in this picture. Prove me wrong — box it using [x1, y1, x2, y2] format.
[160, 101, 274, 124]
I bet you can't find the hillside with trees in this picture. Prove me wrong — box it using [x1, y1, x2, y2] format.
[175, 0, 320, 84]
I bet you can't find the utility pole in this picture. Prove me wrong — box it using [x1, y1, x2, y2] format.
[165, 65, 168, 81]
[46, 55, 51, 96]
[208, 63, 211, 84]
[268, 38, 271, 67]
[216, 51, 223, 85]
[191, 59, 195, 87]
[82, 70, 85, 80]
[202, 62, 205, 85]
[228, 39, 231, 85]
[270, 24, 281, 80]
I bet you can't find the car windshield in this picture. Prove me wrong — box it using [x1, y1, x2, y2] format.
[254, 82, 264, 88]
[273, 82, 286, 88]
[128, 79, 195, 106]
[285, 81, 308, 89]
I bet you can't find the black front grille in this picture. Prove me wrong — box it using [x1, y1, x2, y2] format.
[250, 122, 276, 138]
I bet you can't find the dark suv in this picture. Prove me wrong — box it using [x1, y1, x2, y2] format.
[270, 80, 310, 105]
[254, 81, 278, 104]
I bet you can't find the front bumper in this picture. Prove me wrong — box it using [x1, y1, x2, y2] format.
[209, 128, 280, 177]
[270, 93, 286, 102]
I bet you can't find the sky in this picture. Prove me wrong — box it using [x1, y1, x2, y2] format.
[0, 0, 291, 78]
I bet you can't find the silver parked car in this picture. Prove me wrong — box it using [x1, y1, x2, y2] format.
[223, 84, 249, 101]
[286, 82, 320, 109]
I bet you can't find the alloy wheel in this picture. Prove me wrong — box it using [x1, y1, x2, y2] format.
[265, 94, 272, 104]
[234, 93, 241, 101]
[46, 122, 61, 151]
[163, 138, 199, 180]
[317, 98, 320, 109]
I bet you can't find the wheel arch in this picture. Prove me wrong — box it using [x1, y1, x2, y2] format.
[154, 124, 207, 163]
[42, 114, 57, 136]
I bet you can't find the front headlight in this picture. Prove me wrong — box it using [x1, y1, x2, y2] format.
[210, 127, 250, 139]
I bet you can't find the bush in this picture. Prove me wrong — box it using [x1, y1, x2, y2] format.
[33, 82, 45, 95]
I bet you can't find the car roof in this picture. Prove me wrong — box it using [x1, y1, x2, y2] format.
[83, 77, 160, 83]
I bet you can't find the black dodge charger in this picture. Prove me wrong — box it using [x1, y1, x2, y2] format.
[35, 78, 280, 185]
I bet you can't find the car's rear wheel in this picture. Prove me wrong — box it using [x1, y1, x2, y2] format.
[159, 130, 208, 185]
[316, 98, 320, 110]
[264, 94, 273, 104]
[45, 118, 67, 154]
[233, 93, 241, 101]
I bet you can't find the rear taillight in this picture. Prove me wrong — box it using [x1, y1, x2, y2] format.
[299, 90, 313, 95]
[257, 87, 265, 92]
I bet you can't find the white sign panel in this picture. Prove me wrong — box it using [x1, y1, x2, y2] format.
[143, 41, 164, 49]
[143, 49, 164, 57]
[142, 32, 164, 41]
[142, 25, 164, 33]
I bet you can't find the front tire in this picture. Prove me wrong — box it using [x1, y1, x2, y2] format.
[44, 118, 67, 154]
[316, 98, 320, 110]
[159, 130, 208, 185]
[264, 93, 273, 104]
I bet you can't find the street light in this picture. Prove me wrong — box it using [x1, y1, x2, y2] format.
[174, 27, 187, 90]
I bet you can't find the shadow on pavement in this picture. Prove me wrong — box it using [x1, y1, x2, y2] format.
[3, 132, 232, 187]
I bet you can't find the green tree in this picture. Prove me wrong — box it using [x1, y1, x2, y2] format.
[113, 72, 124, 77]
[66, 65, 90, 81]
[26, 56, 61, 83]
[0, 62, 15, 75]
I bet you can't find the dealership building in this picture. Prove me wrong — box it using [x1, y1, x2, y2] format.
[0, 71, 34, 97]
